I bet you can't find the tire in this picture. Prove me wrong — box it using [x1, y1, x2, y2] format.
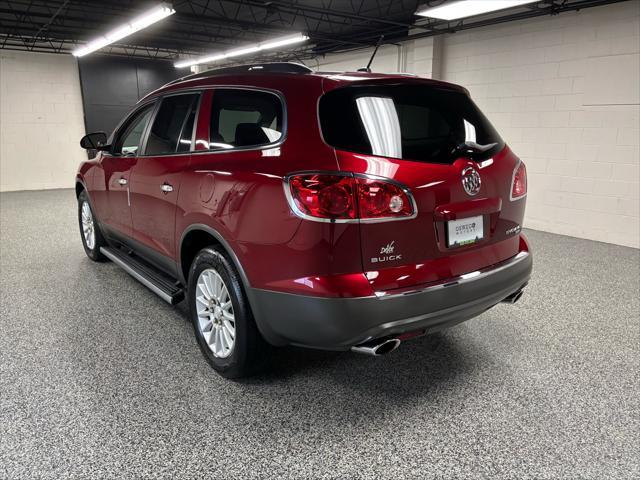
[78, 190, 107, 262]
[188, 247, 269, 378]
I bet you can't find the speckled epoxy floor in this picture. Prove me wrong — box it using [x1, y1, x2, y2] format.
[1, 189, 638, 479]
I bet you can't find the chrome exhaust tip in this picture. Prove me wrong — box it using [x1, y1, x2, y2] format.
[351, 338, 401, 356]
[502, 289, 524, 304]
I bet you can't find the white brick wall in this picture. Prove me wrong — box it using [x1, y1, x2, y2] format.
[0, 51, 87, 192]
[312, 38, 439, 78]
[311, 44, 404, 73]
[1, 4, 637, 247]
[439, 2, 640, 248]
[308, 2, 639, 248]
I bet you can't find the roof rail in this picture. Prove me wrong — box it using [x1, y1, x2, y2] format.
[168, 62, 313, 85]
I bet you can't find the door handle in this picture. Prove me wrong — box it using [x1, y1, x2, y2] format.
[161, 183, 173, 193]
[118, 178, 128, 186]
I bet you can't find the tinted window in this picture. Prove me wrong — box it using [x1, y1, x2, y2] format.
[210, 89, 283, 150]
[177, 101, 198, 153]
[115, 105, 154, 155]
[319, 85, 504, 164]
[146, 94, 199, 155]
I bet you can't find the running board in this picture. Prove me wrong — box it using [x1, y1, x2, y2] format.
[100, 247, 184, 305]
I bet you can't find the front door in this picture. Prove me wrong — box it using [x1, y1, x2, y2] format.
[94, 103, 155, 237]
[129, 92, 200, 269]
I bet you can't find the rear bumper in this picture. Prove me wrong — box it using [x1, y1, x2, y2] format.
[250, 249, 533, 349]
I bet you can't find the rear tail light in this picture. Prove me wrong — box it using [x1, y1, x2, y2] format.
[285, 173, 416, 223]
[511, 161, 527, 200]
[287, 174, 356, 220]
[356, 176, 414, 219]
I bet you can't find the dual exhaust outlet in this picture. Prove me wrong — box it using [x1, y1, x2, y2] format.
[351, 288, 525, 357]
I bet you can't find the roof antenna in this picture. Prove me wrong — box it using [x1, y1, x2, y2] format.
[358, 35, 384, 73]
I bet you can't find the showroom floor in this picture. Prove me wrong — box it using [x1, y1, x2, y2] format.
[1, 189, 638, 479]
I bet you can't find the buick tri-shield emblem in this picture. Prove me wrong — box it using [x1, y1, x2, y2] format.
[461, 167, 481, 196]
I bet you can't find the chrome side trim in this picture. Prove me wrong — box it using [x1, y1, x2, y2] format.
[139, 86, 288, 157]
[100, 247, 173, 304]
[376, 251, 530, 299]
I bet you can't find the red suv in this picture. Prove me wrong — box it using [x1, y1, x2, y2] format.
[76, 62, 532, 378]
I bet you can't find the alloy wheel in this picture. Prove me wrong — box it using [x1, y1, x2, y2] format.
[195, 268, 236, 358]
[81, 201, 95, 250]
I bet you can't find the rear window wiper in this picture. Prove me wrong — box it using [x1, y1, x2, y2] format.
[451, 141, 499, 157]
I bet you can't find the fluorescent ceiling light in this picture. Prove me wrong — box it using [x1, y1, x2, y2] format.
[174, 33, 309, 68]
[73, 3, 175, 57]
[416, 0, 538, 21]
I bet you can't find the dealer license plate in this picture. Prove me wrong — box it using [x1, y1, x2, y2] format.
[447, 215, 484, 247]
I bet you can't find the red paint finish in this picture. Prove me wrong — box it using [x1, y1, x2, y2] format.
[334, 146, 525, 294]
[129, 153, 191, 258]
[76, 69, 529, 301]
[434, 197, 502, 222]
[90, 152, 136, 237]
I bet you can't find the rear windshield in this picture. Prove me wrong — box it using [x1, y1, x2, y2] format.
[319, 85, 504, 163]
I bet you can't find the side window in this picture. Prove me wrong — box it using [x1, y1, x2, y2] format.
[210, 89, 283, 150]
[115, 105, 155, 156]
[177, 99, 198, 153]
[146, 93, 200, 156]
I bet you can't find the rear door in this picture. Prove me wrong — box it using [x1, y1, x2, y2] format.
[93, 103, 155, 237]
[320, 83, 525, 292]
[128, 92, 200, 271]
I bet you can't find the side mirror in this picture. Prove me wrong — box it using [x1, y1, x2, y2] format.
[80, 132, 110, 150]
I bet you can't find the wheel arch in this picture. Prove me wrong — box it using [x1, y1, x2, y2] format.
[75, 179, 86, 198]
[178, 224, 251, 291]
[179, 224, 286, 347]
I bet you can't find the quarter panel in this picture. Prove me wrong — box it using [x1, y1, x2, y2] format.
[177, 151, 363, 293]
[175, 78, 364, 294]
